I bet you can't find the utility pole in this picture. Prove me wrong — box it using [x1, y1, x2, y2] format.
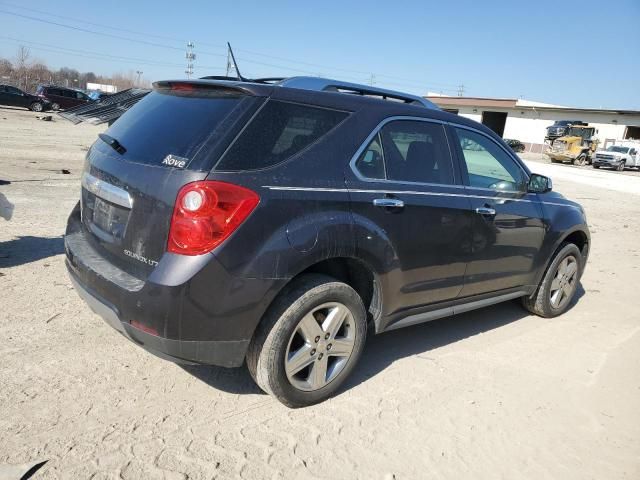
[457, 84, 465, 97]
[185, 42, 195, 78]
[135, 70, 143, 87]
[369, 73, 376, 86]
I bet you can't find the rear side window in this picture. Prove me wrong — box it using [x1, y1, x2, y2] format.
[381, 120, 454, 184]
[216, 100, 348, 171]
[100, 90, 251, 169]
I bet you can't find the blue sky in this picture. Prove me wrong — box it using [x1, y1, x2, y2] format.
[0, 0, 638, 109]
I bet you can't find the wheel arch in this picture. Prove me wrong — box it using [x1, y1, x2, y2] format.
[252, 255, 382, 345]
[533, 225, 589, 289]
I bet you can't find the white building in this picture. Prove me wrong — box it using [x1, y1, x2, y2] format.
[425, 95, 640, 153]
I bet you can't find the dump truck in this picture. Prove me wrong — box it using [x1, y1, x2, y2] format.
[546, 124, 599, 165]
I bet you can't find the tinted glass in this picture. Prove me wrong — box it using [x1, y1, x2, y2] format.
[455, 128, 525, 191]
[6, 86, 21, 95]
[217, 100, 348, 171]
[101, 90, 246, 168]
[380, 120, 454, 184]
[354, 133, 385, 179]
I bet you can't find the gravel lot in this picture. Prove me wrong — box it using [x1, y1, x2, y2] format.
[1, 107, 639, 479]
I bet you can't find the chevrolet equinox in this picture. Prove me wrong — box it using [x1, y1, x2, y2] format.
[65, 76, 590, 407]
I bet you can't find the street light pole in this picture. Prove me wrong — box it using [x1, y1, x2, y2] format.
[136, 70, 143, 87]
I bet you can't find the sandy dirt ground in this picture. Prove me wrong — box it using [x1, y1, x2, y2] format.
[1, 107, 639, 479]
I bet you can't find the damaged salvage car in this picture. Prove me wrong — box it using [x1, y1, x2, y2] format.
[65, 76, 590, 407]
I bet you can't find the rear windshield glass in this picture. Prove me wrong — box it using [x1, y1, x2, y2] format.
[216, 100, 348, 171]
[101, 90, 248, 169]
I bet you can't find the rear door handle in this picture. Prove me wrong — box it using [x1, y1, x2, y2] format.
[475, 207, 496, 216]
[373, 198, 404, 208]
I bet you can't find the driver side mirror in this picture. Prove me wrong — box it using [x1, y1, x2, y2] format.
[528, 173, 552, 193]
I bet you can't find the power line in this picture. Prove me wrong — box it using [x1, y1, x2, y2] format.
[0, 0, 227, 49]
[0, 36, 226, 72]
[0, 7, 464, 93]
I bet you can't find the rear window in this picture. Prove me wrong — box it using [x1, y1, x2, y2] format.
[216, 100, 348, 171]
[99, 89, 252, 169]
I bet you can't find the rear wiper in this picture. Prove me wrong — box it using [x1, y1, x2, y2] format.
[98, 133, 127, 155]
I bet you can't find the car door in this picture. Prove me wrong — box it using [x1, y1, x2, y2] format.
[4, 86, 26, 108]
[450, 125, 545, 297]
[346, 118, 473, 323]
[46, 88, 64, 108]
[0, 85, 9, 106]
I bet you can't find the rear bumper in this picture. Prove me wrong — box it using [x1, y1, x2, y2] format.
[67, 264, 249, 366]
[64, 205, 285, 368]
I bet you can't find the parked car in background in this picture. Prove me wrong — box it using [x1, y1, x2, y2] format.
[36, 85, 94, 110]
[592, 142, 640, 170]
[545, 120, 586, 144]
[504, 138, 526, 153]
[0, 84, 51, 112]
[65, 76, 590, 407]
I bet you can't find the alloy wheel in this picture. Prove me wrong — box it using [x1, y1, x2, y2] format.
[549, 255, 578, 309]
[285, 302, 356, 392]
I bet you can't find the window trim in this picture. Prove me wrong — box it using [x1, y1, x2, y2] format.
[349, 116, 460, 188]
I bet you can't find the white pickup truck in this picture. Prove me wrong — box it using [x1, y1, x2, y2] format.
[592, 141, 640, 171]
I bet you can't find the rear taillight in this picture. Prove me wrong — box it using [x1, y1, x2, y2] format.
[167, 181, 259, 256]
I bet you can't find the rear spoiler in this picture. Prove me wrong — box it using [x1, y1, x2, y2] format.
[153, 80, 270, 97]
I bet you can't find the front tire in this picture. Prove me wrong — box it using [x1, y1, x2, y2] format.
[246, 274, 367, 408]
[617, 161, 625, 171]
[51, 103, 60, 111]
[521, 242, 583, 318]
[574, 154, 588, 166]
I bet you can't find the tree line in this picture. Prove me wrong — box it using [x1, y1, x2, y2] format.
[0, 46, 150, 93]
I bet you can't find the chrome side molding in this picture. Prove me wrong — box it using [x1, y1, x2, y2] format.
[81, 172, 133, 209]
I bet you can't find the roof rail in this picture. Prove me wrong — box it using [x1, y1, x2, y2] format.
[278, 77, 437, 109]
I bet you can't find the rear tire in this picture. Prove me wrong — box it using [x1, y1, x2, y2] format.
[246, 274, 367, 408]
[30, 102, 43, 112]
[593, 165, 600, 169]
[521, 242, 583, 318]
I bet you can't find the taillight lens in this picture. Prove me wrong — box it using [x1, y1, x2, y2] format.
[167, 181, 259, 255]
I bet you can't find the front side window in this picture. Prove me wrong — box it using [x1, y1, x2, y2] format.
[380, 121, 454, 184]
[217, 100, 348, 171]
[455, 128, 526, 191]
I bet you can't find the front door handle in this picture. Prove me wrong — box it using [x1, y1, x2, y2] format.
[475, 207, 496, 216]
[373, 198, 404, 208]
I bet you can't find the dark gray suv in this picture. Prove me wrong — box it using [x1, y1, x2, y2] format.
[65, 76, 590, 407]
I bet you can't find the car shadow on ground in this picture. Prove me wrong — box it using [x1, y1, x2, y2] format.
[182, 285, 585, 398]
[0, 236, 65, 268]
